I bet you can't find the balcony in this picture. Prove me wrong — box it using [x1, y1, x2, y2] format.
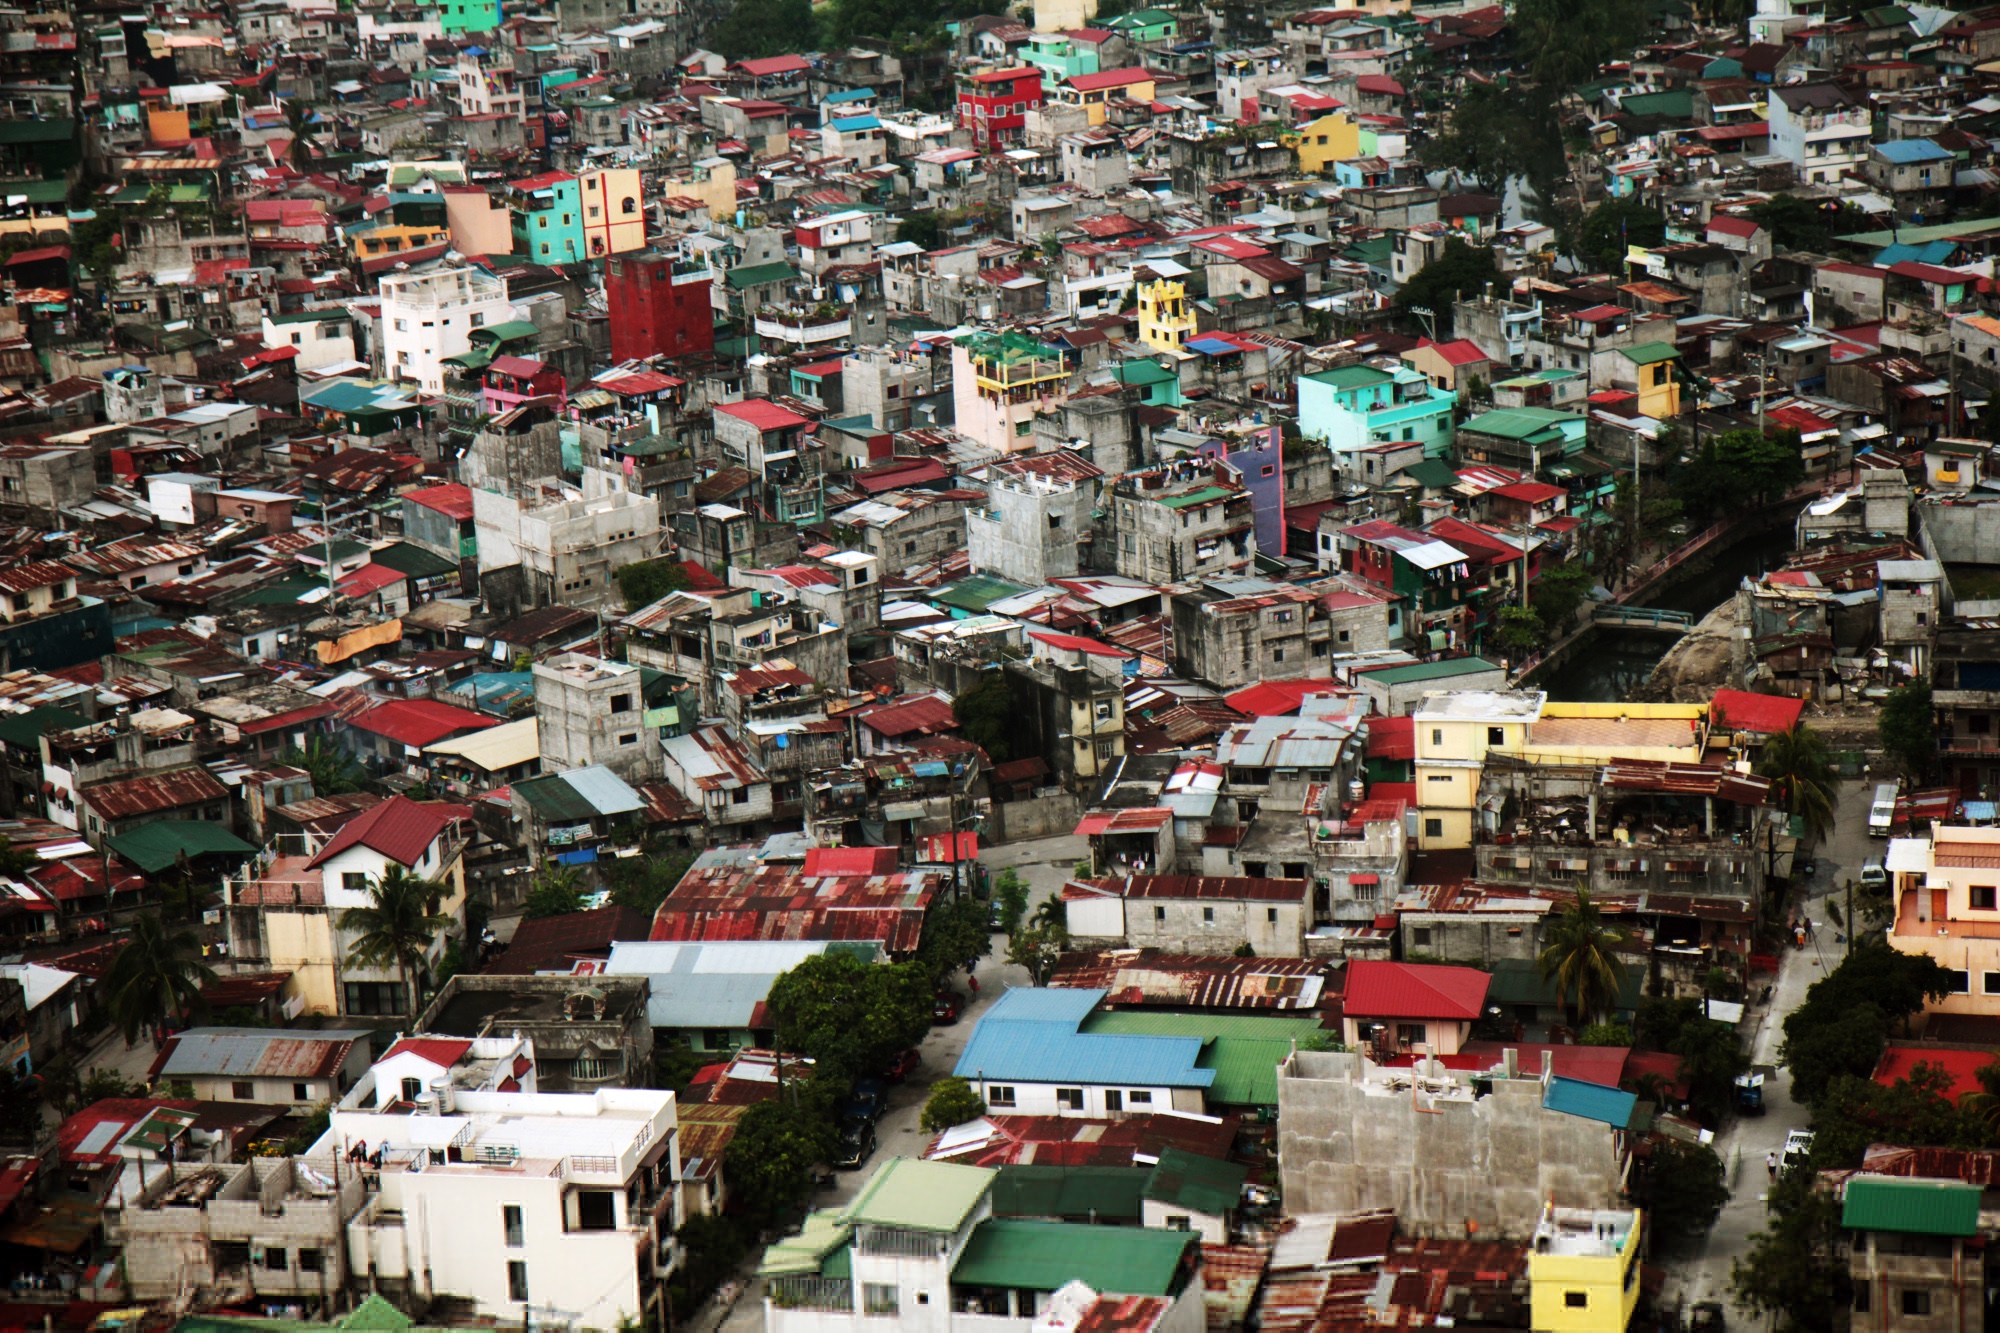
[755, 309, 852, 345]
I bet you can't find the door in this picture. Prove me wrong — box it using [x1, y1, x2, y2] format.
[1104, 1090, 1122, 1113]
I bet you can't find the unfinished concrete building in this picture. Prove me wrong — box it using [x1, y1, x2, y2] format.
[473, 483, 662, 614]
[966, 459, 1098, 586]
[532, 652, 661, 782]
[412, 972, 654, 1092]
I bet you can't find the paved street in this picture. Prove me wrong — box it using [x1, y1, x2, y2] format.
[1665, 776, 1875, 1317]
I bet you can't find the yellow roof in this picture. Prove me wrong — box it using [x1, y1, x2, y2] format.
[423, 716, 540, 772]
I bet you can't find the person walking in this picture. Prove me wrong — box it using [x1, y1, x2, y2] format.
[1766, 1151, 1778, 1180]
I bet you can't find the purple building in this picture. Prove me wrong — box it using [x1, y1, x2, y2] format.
[1197, 425, 1286, 559]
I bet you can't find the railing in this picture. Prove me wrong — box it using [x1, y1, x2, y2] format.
[1590, 605, 1694, 631]
[755, 314, 851, 343]
[1941, 734, 2000, 753]
[768, 1277, 854, 1311]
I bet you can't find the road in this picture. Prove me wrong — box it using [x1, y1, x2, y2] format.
[1665, 777, 1875, 1317]
[701, 832, 1086, 1333]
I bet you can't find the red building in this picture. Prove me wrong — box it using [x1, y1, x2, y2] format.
[957, 67, 1043, 151]
[604, 249, 716, 362]
[482, 354, 566, 415]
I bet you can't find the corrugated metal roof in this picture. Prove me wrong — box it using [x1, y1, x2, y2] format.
[1541, 1075, 1638, 1127]
[954, 988, 1216, 1089]
[562, 764, 646, 817]
[157, 1027, 371, 1079]
[1842, 1175, 1981, 1236]
[606, 939, 836, 1028]
[951, 1218, 1194, 1295]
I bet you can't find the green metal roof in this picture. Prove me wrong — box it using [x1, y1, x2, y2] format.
[726, 260, 800, 290]
[471, 319, 539, 345]
[106, 820, 256, 874]
[369, 541, 458, 579]
[1157, 485, 1234, 510]
[0, 178, 69, 204]
[1084, 1011, 1328, 1105]
[1144, 1147, 1247, 1216]
[758, 1208, 853, 1275]
[1461, 407, 1582, 440]
[951, 1218, 1194, 1294]
[1621, 341, 1679, 364]
[931, 574, 1029, 613]
[1843, 1177, 1981, 1236]
[0, 705, 85, 751]
[1113, 358, 1176, 386]
[843, 1158, 995, 1232]
[1403, 458, 1460, 489]
[1617, 88, 1693, 120]
[1486, 957, 1643, 1010]
[1359, 656, 1505, 685]
[512, 770, 599, 822]
[1305, 364, 1393, 390]
[992, 1165, 1147, 1222]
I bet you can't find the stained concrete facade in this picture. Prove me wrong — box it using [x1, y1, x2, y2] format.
[112, 1157, 367, 1301]
[474, 485, 661, 613]
[532, 653, 660, 782]
[966, 467, 1094, 586]
[1275, 1049, 1625, 1236]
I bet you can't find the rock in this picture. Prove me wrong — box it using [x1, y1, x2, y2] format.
[1632, 600, 1736, 702]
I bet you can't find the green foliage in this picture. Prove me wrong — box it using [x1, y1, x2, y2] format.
[655, 1041, 713, 1091]
[101, 913, 218, 1046]
[1493, 604, 1545, 655]
[896, 212, 945, 248]
[1531, 561, 1595, 636]
[615, 558, 694, 610]
[918, 895, 993, 987]
[993, 869, 1030, 935]
[1575, 198, 1665, 275]
[0, 837, 30, 879]
[1744, 194, 1868, 253]
[608, 845, 696, 918]
[726, 1092, 838, 1227]
[1633, 1138, 1729, 1243]
[42, 1061, 145, 1119]
[1578, 1022, 1632, 1047]
[1781, 944, 1951, 1105]
[709, 0, 819, 59]
[281, 737, 364, 796]
[1008, 920, 1069, 985]
[1416, 82, 1543, 198]
[1810, 1063, 1989, 1170]
[765, 953, 934, 1078]
[672, 1213, 749, 1317]
[0, 1067, 41, 1146]
[1731, 1171, 1852, 1332]
[1536, 887, 1625, 1025]
[1233, 941, 1257, 958]
[1633, 995, 1701, 1051]
[1880, 681, 1937, 779]
[921, 1076, 988, 1132]
[1511, 0, 1649, 88]
[1396, 238, 1496, 337]
[952, 673, 1013, 763]
[1672, 427, 1804, 523]
[522, 861, 587, 920]
[1758, 723, 1837, 846]
[1672, 1016, 1749, 1125]
[285, 1101, 333, 1155]
[336, 865, 452, 1018]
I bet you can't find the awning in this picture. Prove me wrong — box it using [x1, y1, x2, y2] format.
[1350, 873, 1379, 886]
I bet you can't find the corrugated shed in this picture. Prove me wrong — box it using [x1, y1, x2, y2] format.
[154, 1027, 371, 1080]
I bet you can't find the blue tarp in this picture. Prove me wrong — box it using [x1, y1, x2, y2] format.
[554, 847, 599, 865]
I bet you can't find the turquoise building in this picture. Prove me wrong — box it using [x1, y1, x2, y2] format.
[507, 171, 584, 264]
[1298, 363, 1456, 463]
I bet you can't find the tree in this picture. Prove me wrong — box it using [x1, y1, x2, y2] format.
[993, 869, 1030, 935]
[1731, 1173, 1852, 1333]
[1396, 239, 1496, 337]
[101, 913, 217, 1047]
[710, 0, 818, 59]
[1759, 723, 1838, 846]
[921, 1076, 988, 1131]
[42, 1061, 145, 1118]
[1781, 944, 1951, 1105]
[1745, 194, 1869, 253]
[1536, 888, 1625, 1025]
[1578, 1021, 1632, 1047]
[952, 672, 1013, 763]
[283, 99, 321, 173]
[1576, 198, 1666, 275]
[725, 1095, 837, 1227]
[1493, 604, 1545, 656]
[1531, 561, 1596, 636]
[0, 1067, 41, 1146]
[1417, 82, 1535, 197]
[337, 865, 452, 1018]
[918, 895, 993, 986]
[1811, 1064, 1986, 1169]
[1880, 681, 1937, 780]
[1633, 995, 1702, 1052]
[1511, 0, 1648, 88]
[1007, 920, 1069, 985]
[1672, 427, 1804, 523]
[608, 846, 696, 917]
[615, 558, 694, 610]
[522, 861, 587, 919]
[282, 737, 364, 796]
[765, 953, 934, 1077]
[1671, 1016, 1749, 1125]
[1632, 1139, 1729, 1243]
[896, 212, 945, 249]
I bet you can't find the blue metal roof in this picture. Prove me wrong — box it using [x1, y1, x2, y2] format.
[953, 988, 1215, 1088]
[1542, 1075, 1638, 1127]
[823, 87, 875, 103]
[830, 115, 882, 131]
[1875, 138, 1953, 164]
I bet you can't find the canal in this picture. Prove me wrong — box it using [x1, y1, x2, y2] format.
[1540, 521, 1801, 703]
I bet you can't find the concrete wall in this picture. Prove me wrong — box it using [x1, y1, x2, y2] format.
[1919, 498, 2000, 567]
[1122, 896, 1308, 956]
[986, 789, 1081, 843]
[1276, 1050, 1624, 1236]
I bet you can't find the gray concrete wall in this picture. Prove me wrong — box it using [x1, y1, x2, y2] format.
[988, 789, 1081, 843]
[1919, 498, 2000, 568]
[1275, 1049, 1624, 1237]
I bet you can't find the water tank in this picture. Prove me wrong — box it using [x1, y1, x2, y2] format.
[430, 1076, 455, 1115]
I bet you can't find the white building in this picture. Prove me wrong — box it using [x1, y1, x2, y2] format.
[379, 264, 514, 392]
[321, 1067, 679, 1331]
[1766, 83, 1871, 186]
[472, 485, 663, 613]
[950, 988, 1213, 1117]
[306, 794, 472, 1016]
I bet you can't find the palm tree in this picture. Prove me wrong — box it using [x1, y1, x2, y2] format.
[283, 99, 320, 173]
[101, 914, 217, 1047]
[1537, 887, 1625, 1027]
[338, 865, 452, 1017]
[282, 737, 363, 796]
[1758, 722, 1837, 846]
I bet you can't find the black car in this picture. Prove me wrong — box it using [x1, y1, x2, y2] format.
[835, 1117, 877, 1169]
[847, 1077, 887, 1122]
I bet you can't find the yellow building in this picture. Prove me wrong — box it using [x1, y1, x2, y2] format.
[1137, 278, 1196, 352]
[1529, 1205, 1642, 1333]
[1505, 702, 1708, 766]
[1412, 689, 1545, 849]
[660, 157, 738, 219]
[1057, 68, 1157, 125]
[1889, 825, 2000, 1017]
[1290, 111, 1361, 174]
[1618, 342, 1682, 419]
[579, 165, 647, 258]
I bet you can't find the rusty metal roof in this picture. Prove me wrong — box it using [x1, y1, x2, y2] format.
[153, 1026, 372, 1080]
[1602, 759, 1772, 805]
[76, 766, 229, 820]
[1053, 950, 1328, 1010]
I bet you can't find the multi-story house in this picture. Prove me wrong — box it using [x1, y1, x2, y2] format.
[1887, 824, 2000, 1016]
[1842, 1175, 1982, 1333]
[1298, 362, 1456, 468]
[577, 165, 646, 258]
[604, 248, 716, 362]
[966, 453, 1101, 586]
[1765, 82, 1872, 186]
[957, 66, 1043, 150]
[1109, 461, 1256, 584]
[0, 561, 109, 672]
[380, 265, 514, 393]
[661, 724, 777, 831]
[952, 331, 1069, 455]
[533, 653, 661, 784]
[794, 209, 877, 276]
[1411, 689, 1545, 849]
[1527, 1205, 1643, 1333]
[472, 484, 663, 614]
[509, 172, 585, 265]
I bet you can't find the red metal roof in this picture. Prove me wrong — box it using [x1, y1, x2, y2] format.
[1342, 960, 1490, 1020]
[338, 563, 405, 598]
[1709, 688, 1805, 735]
[383, 1037, 472, 1067]
[489, 904, 653, 974]
[1029, 629, 1132, 658]
[801, 846, 899, 875]
[77, 768, 229, 821]
[1365, 715, 1414, 760]
[1074, 808, 1174, 836]
[1068, 65, 1152, 90]
[1873, 1044, 1992, 1101]
[1224, 679, 1340, 717]
[851, 695, 957, 738]
[1490, 480, 1564, 504]
[650, 864, 944, 952]
[306, 794, 469, 870]
[717, 398, 813, 432]
[347, 697, 497, 748]
[1706, 214, 1762, 238]
[1084, 872, 1307, 901]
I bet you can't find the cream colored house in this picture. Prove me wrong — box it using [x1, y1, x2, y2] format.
[1889, 826, 2000, 1016]
[1411, 689, 1545, 849]
[1505, 702, 1708, 766]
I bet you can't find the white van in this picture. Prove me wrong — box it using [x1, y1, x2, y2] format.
[1868, 782, 1898, 837]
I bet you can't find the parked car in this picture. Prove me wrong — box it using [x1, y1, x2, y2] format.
[1782, 1129, 1814, 1170]
[933, 990, 965, 1025]
[835, 1117, 877, 1169]
[847, 1077, 887, 1122]
[1859, 859, 1887, 888]
[882, 1048, 921, 1083]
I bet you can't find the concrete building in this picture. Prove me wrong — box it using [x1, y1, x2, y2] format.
[1888, 825, 2000, 1019]
[1298, 363, 1456, 466]
[1172, 582, 1394, 688]
[1878, 558, 1942, 679]
[151, 1027, 374, 1110]
[1766, 82, 1872, 186]
[412, 974, 654, 1093]
[1528, 1205, 1642, 1333]
[952, 331, 1069, 455]
[1064, 874, 1312, 954]
[532, 653, 661, 783]
[1276, 1047, 1630, 1235]
[1843, 1175, 1983, 1333]
[1110, 460, 1256, 584]
[324, 1072, 680, 1330]
[966, 454, 1101, 586]
[473, 485, 662, 614]
[1411, 689, 1546, 849]
[952, 988, 1214, 1117]
[379, 264, 513, 393]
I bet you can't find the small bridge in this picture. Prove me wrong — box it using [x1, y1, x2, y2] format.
[1590, 605, 1695, 632]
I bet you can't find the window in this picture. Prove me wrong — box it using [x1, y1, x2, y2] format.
[1128, 1090, 1152, 1104]
[1487, 726, 1505, 745]
[987, 1086, 1016, 1106]
[732, 788, 749, 805]
[402, 1077, 424, 1102]
[1902, 1292, 1932, 1317]
[1202, 907, 1215, 923]
[1015, 419, 1032, 436]
[864, 1285, 900, 1316]
[263, 1248, 289, 1271]
[470, 312, 484, 328]
[1056, 1088, 1085, 1110]
[1166, 1214, 1191, 1230]
[1412, 927, 1433, 948]
[342, 872, 369, 892]
[233, 1081, 255, 1100]
[1425, 818, 1443, 839]
[508, 1261, 530, 1303]
[1397, 1024, 1425, 1046]
[1564, 1294, 1588, 1310]
[1154, 905, 1166, 920]
[293, 1082, 309, 1102]
[1985, 972, 2000, 995]
[1105, 1090, 1123, 1112]
[572, 1189, 617, 1231]
[619, 733, 638, 746]
[1974, 886, 1997, 910]
[1427, 774, 1453, 784]
[622, 196, 637, 214]
[1853, 1286, 1870, 1314]
[1949, 970, 1972, 994]
[1431, 728, 1442, 745]
[504, 1205, 524, 1247]
[1267, 907, 1278, 922]
[297, 1248, 325, 1273]
[610, 692, 632, 712]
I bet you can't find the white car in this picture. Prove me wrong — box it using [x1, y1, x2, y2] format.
[1782, 1129, 1814, 1169]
